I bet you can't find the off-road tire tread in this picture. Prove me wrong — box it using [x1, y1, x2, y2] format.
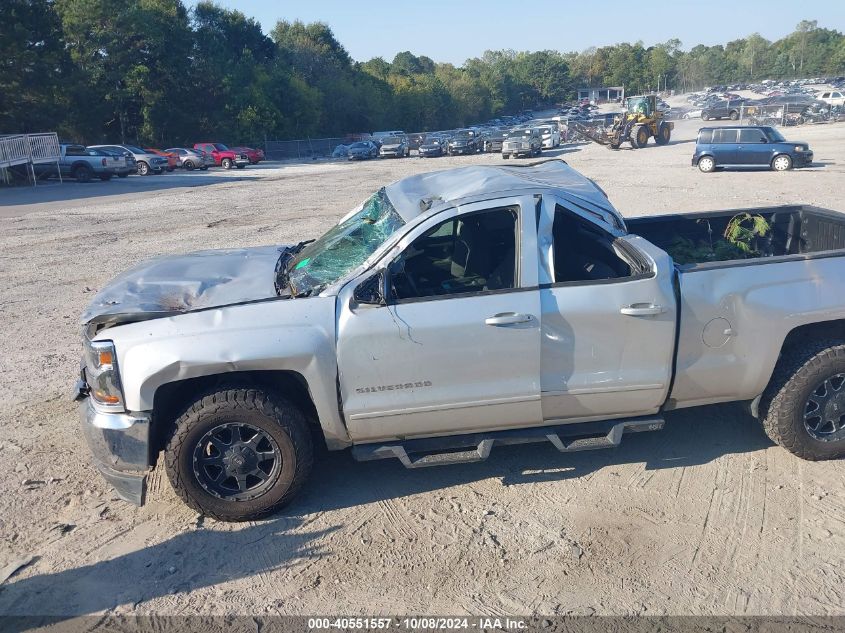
[165, 387, 313, 521]
[760, 338, 845, 461]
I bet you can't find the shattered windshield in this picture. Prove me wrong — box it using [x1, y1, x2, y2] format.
[285, 188, 405, 297]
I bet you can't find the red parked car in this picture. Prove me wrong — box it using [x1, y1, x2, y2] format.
[230, 146, 264, 165]
[192, 143, 249, 169]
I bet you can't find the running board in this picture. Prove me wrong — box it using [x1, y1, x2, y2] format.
[351, 416, 664, 469]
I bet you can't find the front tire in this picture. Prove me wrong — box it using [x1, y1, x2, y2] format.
[165, 388, 313, 521]
[772, 154, 793, 171]
[137, 161, 150, 176]
[729, 110, 740, 120]
[221, 158, 233, 169]
[761, 340, 845, 460]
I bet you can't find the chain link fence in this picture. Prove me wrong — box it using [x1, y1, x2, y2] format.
[735, 103, 843, 127]
[263, 138, 349, 161]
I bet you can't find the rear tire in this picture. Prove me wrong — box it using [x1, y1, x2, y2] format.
[760, 339, 845, 461]
[73, 164, 93, 183]
[184, 161, 195, 171]
[656, 124, 671, 145]
[698, 156, 716, 173]
[165, 387, 313, 521]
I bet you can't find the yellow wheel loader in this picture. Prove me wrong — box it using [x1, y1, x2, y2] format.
[569, 95, 673, 150]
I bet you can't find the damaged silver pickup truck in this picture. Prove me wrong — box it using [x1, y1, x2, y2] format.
[76, 160, 845, 521]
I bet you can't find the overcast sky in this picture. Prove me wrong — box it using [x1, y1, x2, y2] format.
[186, 1, 845, 65]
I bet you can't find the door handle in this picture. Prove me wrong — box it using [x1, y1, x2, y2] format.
[620, 304, 666, 317]
[485, 312, 533, 326]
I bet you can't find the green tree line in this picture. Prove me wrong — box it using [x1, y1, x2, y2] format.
[1, 1, 844, 145]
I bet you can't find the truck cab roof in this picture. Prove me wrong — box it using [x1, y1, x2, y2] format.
[383, 159, 621, 228]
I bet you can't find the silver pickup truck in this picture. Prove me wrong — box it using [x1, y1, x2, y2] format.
[75, 160, 845, 521]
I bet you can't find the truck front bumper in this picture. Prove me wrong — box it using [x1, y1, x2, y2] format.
[78, 393, 152, 506]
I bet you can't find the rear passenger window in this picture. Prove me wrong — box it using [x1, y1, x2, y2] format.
[739, 129, 766, 143]
[713, 129, 738, 144]
[698, 129, 713, 144]
[552, 207, 632, 283]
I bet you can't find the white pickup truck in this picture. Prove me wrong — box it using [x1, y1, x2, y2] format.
[76, 160, 845, 521]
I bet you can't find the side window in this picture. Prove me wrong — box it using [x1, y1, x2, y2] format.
[553, 206, 632, 283]
[739, 128, 766, 143]
[713, 129, 738, 144]
[65, 145, 85, 156]
[390, 207, 518, 301]
[698, 129, 713, 144]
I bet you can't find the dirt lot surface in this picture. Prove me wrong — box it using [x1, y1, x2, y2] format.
[2, 119, 845, 619]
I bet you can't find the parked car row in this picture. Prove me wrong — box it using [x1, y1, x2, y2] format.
[336, 117, 567, 164]
[40, 142, 266, 182]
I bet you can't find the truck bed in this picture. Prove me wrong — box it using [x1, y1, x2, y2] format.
[627, 205, 845, 411]
[627, 205, 845, 268]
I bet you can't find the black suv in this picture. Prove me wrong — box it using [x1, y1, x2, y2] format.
[701, 99, 746, 121]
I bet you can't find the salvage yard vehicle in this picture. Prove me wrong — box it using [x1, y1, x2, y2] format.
[193, 143, 249, 169]
[501, 128, 542, 158]
[96, 147, 136, 178]
[693, 126, 813, 173]
[378, 136, 410, 158]
[418, 137, 445, 157]
[447, 131, 480, 156]
[76, 159, 845, 521]
[816, 90, 845, 107]
[536, 124, 561, 149]
[347, 141, 379, 160]
[144, 148, 178, 172]
[231, 146, 264, 164]
[483, 130, 510, 153]
[165, 147, 212, 171]
[91, 144, 169, 176]
[57, 144, 125, 182]
[700, 99, 746, 121]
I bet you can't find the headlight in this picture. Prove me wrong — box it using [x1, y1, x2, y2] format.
[83, 339, 125, 411]
[794, 145, 805, 152]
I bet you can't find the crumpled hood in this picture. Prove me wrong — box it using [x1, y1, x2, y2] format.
[81, 245, 288, 327]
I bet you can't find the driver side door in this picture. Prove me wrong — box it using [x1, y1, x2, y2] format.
[336, 196, 542, 443]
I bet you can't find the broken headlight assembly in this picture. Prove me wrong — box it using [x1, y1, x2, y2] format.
[83, 339, 126, 412]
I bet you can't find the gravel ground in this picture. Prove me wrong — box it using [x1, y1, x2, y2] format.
[1, 119, 845, 619]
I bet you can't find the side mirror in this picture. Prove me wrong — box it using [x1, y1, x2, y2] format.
[353, 271, 387, 306]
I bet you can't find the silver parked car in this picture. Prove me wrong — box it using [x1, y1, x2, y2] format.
[76, 160, 845, 521]
[165, 147, 212, 171]
[90, 144, 169, 175]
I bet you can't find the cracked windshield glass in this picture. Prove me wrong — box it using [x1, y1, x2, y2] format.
[286, 188, 405, 296]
